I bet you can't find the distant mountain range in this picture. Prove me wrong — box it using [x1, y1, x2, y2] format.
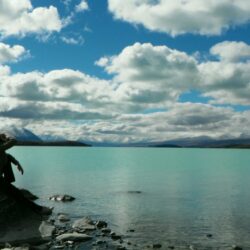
[2, 127, 90, 147]
[3, 127, 42, 142]
[145, 136, 250, 148]
[1, 127, 250, 148]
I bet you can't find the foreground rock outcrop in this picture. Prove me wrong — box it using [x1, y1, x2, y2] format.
[0, 189, 50, 246]
[0, 190, 127, 249]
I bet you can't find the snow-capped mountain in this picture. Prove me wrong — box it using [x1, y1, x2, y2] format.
[1, 127, 42, 142]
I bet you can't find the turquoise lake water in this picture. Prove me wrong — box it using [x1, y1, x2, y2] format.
[9, 147, 250, 249]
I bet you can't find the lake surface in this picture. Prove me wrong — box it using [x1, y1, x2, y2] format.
[9, 147, 250, 249]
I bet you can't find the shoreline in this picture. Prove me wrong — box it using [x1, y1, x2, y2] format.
[0, 190, 245, 250]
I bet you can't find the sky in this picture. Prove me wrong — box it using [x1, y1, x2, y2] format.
[0, 0, 250, 144]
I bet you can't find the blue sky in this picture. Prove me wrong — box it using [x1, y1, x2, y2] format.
[0, 0, 250, 143]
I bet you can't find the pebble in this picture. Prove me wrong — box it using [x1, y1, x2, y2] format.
[117, 246, 126, 250]
[206, 234, 213, 238]
[111, 234, 122, 240]
[53, 246, 65, 249]
[56, 232, 92, 242]
[153, 243, 162, 248]
[96, 220, 108, 228]
[189, 245, 196, 250]
[96, 240, 106, 245]
[232, 245, 243, 250]
[58, 214, 70, 222]
[101, 228, 111, 234]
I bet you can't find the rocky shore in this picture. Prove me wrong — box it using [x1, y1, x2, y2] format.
[0, 189, 244, 250]
[0, 190, 141, 250]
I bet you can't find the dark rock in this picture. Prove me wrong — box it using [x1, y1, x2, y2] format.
[127, 191, 142, 194]
[49, 195, 75, 202]
[101, 228, 111, 234]
[111, 234, 122, 240]
[153, 243, 162, 248]
[206, 234, 213, 238]
[168, 246, 175, 249]
[20, 189, 39, 200]
[117, 246, 126, 250]
[96, 220, 108, 228]
[0, 189, 51, 245]
[232, 245, 243, 250]
[96, 240, 106, 245]
[30, 243, 48, 250]
[127, 229, 135, 232]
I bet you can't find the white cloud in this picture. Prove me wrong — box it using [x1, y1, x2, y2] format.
[0, 65, 10, 76]
[0, 97, 114, 120]
[9, 103, 249, 143]
[61, 35, 84, 45]
[210, 41, 250, 62]
[108, 0, 250, 36]
[1, 41, 250, 142]
[0, 69, 114, 106]
[0, 43, 26, 64]
[0, 0, 62, 37]
[97, 43, 199, 108]
[75, 0, 89, 12]
[199, 60, 250, 105]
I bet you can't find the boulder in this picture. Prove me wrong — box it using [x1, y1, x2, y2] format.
[57, 214, 70, 222]
[0, 189, 51, 246]
[39, 221, 56, 239]
[49, 195, 75, 202]
[72, 217, 96, 231]
[56, 233, 92, 242]
[20, 189, 38, 201]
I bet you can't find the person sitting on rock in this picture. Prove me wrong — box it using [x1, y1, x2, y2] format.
[3, 153, 24, 183]
[0, 133, 52, 215]
[0, 133, 16, 176]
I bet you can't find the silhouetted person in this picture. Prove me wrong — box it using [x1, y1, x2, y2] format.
[2, 153, 24, 183]
[0, 133, 52, 215]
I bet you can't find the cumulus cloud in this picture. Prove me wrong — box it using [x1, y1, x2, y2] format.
[0, 65, 10, 76]
[0, 0, 62, 37]
[210, 41, 250, 62]
[75, 0, 89, 12]
[199, 60, 250, 105]
[1, 41, 250, 142]
[0, 98, 114, 120]
[108, 0, 250, 36]
[0, 69, 114, 107]
[0, 43, 27, 64]
[12, 103, 249, 143]
[97, 43, 199, 108]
